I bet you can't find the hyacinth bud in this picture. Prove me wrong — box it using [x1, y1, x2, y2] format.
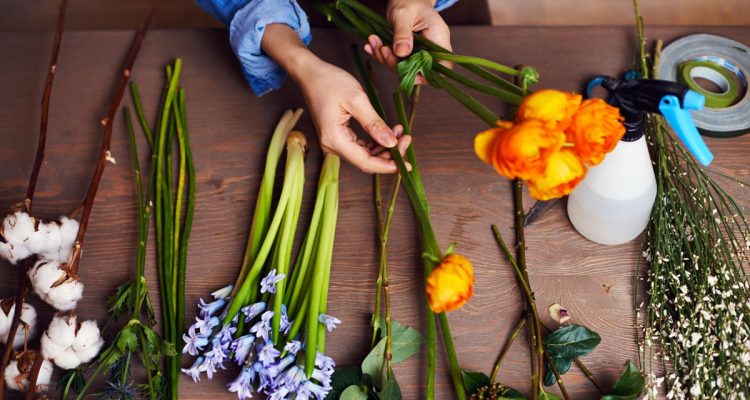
[0, 298, 37, 349]
[3, 350, 53, 392]
[41, 312, 104, 370]
[28, 259, 84, 311]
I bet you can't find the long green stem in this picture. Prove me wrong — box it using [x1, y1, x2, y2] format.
[490, 313, 527, 383]
[429, 51, 519, 77]
[433, 63, 523, 105]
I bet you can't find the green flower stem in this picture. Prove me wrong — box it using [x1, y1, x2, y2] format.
[129, 82, 153, 146]
[543, 350, 571, 400]
[234, 109, 303, 297]
[223, 155, 299, 324]
[312, 3, 360, 36]
[430, 73, 500, 127]
[437, 312, 466, 400]
[273, 140, 306, 343]
[317, 192, 338, 352]
[372, 173, 385, 347]
[429, 51, 519, 77]
[490, 313, 526, 384]
[124, 107, 148, 318]
[287, 190, 325, 317]
[433, 63, 523, 105]
[424, 297, 436, 400]
[382, 176, 400, 372]
[305, 157, 340, 376]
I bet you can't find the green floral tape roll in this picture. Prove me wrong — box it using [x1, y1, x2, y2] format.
[658, 34, 750, 138]
[679, 60, 740, 108]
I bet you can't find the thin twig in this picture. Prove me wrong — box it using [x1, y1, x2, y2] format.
[0, 266, 31, 398]
[490, 313, 526, 384]
[68, 9, 152, 274]
[543, 350, 571, 400]
[23, 352, 46, 400]
[25, 0, 68, 213]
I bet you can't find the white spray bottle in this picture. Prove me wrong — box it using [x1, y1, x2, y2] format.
[568, 77, 712, 245]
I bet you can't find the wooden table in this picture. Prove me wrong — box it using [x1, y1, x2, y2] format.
[1, 26, 749, 399]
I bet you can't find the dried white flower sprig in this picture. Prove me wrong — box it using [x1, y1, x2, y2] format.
[40, 312, 103, 370]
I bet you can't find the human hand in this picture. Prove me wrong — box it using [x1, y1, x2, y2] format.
[262, 23, 411, 174]
[363, 0, 452, 75]
[294, 57, 412, 174]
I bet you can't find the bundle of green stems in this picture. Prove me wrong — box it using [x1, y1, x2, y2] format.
[632, 4, 750, 396]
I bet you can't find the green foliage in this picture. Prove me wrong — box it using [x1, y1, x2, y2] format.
[397, 51, 434, 96]
[326, 319, 423, 399]
[539, 389, 561, 400]
[543, 324, 600, 387]
[58, 368, 86, 396]
[461, 369, 490, 394]
[601, 360, 645, 400]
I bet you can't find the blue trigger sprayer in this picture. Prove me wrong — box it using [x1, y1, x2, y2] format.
[567, 76, 712, 245]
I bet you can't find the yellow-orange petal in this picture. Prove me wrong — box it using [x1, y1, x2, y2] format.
[475, 129, 502, 165]
[526, 149, 587, 200]
[426, 254, 475, 313]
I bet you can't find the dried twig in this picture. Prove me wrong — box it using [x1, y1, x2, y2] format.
[68, 9, 153, 274]
[23, 352, 46, 400]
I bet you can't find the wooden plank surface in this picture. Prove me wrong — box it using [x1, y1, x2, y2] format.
[0, 26, 749, 399]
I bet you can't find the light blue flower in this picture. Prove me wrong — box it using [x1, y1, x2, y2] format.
[200, 356, 219, 380]
[258, 341, 281, 367]
[252, 362, 274, 392]
[217, 324, 237, 345]
[315, 352, 335, 374]
[283, 340, 302, 355]
[318, 314, 341, 332]
[227, 366, 255, 400]
[312, 367, 333, 390]
[205, 338, 229, 372]
[267, 354, 295, 378]
[241, 302, 267, 323]
[211, 284, 234, 300]
[278, 365, 306, 391]
[280, 305, 292, 334]
[268, 387, 290, 400]
[198, 297, 226, 317]
[260, 269, 285, 294]
[231, 334, 256, 366]
[298, 379, 329, 400]
[182, 327, 209, 355]
[193, 314, 221, 337]
[181, 357, 204, 382]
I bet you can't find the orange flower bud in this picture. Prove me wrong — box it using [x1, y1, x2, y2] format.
[566, 98, 626, 165]
[474, 120, 565, 181]
[426, 254, 475, 313]
[516, 89, 582, 130]
[527, 149, 587, 200]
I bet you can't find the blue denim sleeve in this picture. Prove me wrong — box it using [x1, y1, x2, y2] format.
[435, 0, 460, 12]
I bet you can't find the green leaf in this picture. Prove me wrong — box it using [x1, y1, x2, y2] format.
[461, 369, 490, 394]
[57, 368, 86, 394]
[326, 366, 363, 400]
[115, 327, 139, 355]
[362, 320, 424, 385]
[543, 357, 572, 386]
[107, 281, 135, 319]
[397, 51, 433, 96]
[601, 360, 645, 400]
[539, 389, 561, 400]
[544, 324, 601, 360]
[375, 372, 402, 400]
[340, 385, 368, 400]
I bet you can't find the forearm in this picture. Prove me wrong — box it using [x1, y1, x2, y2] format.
[261, 24, 320, 84]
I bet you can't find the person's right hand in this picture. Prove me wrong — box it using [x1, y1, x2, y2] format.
[293, 56, 412, 174]
[262, 23, 411, 174]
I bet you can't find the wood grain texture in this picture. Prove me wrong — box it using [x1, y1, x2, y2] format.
[0, 26, 749, 399]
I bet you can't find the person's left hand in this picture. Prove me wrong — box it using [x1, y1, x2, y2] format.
[363, 0, 452, 76]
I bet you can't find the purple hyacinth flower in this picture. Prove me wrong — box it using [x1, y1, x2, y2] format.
[252, 362, 274, 393]
[315, 352, 335, 374]
[182, 327, 209, 355]
[299, 379, 329, 400]
[217, 324, 237, 346]
[283, 340, 302, 355]
[260, 269, 285, 294]
[249, 311, 273, 342]
[312, 368, 333, 390]
[211, 284, 233, 300]
[227, 366, 255, 400]
[242, 302, 267, 323]
[267, 354, 296, 378]
[200, 356, 219, 380]
[318, 314, 341, 332]
[258, 342, 281, 367]
[231, 334, 256, 366]
[198, 297, 226, 317]
[193, 314, 221, 337]
[181, 357, 204, 382]
[279, 365, 306, 391]
[268, 387, 290, 400]
[205, 338, 229, 372]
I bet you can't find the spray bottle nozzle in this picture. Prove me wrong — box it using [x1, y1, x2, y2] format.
[586, 76, 713, 166]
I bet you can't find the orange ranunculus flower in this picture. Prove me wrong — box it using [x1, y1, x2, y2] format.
[426, 254, 475, 313]
[474, 120, 566, 181]
[516, 89, 582, 130]
[566, 98, 626, 165]
[527, 149, 587, 200]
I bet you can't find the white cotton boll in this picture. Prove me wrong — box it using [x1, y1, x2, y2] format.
[58, 217, 79, 262]
[4, 360, 22, 391]
[46, 279, 84, 311]
[41, 332, 66, 360]
[0, 305, 10, 338]
[73, 320, 103, 363]
[28, 221, 62, 260]
[53, 347, 82, 370]
[0, 242, 12, 263]
[47, 312, 77, 348]
[35, 359, 54, 389]
[2, 212, 36, 245]
[28, 260, 63, 296]
[2, 303, 37, 349]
